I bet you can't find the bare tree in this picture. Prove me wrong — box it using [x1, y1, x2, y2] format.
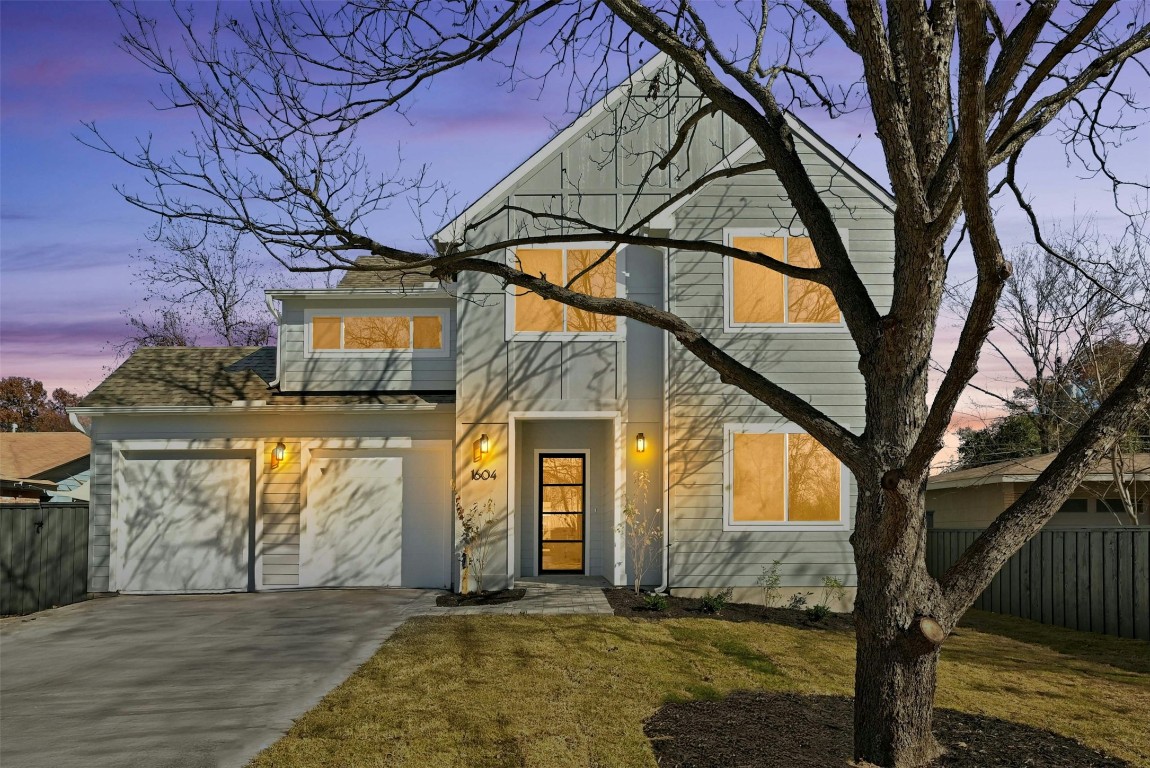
[950, 220, 1149, 518]
[119, 223, 276, 354]
[87, 2, 1150, 765]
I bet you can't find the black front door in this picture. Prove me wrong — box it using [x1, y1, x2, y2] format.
[538, 454, 585, 573]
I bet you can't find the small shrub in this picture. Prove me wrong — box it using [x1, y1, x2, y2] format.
[700, 587, 733, 615]
[819, 576, 847, 610]
[805, 604, 832, 622]
[643, 592, 669, 611]
[785, 592, 811, 610]
[755, 560, 783, 607]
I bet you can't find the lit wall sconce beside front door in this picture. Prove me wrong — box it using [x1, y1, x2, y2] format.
[271, 441, 287, 469]
[473, 433, 490, 463]
[636, 432, 646, 453]
[471, 433, 495, 480]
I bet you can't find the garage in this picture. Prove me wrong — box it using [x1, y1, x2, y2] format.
[116, 451, 254, 593]
[301, 442, 452, 589]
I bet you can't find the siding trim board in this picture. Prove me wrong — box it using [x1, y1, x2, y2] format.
[722, 423, 852, 532]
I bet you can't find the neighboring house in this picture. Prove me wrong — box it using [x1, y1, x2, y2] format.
[0, 432, 91, 504]
[927, 453, 1150, 529]
[71, 55, 893, 605]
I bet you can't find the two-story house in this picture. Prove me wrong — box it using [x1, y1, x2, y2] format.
[72, 54, 893, 605]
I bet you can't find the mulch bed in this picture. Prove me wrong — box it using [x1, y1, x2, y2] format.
[603, 588, 854, 632]
[435, 588, 526, 607]
[645, 692, 1129, 767]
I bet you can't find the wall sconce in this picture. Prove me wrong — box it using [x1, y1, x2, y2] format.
[271, 441, 286, 469]
[636, 432, 646, 453]
[473, 433, 490, 463]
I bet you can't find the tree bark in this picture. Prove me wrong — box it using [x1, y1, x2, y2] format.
[852, 483, 947, 767]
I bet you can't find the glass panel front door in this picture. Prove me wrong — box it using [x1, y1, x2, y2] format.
[539, 454, 585, 573]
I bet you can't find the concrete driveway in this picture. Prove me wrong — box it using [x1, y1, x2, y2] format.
[0, 589, 436, 768]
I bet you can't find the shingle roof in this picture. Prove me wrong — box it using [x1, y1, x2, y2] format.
[0, 432, 90, 480]
[929, 452, 1150, 487]
[78, 346, 453, 408]
[336, 255, 440, 290]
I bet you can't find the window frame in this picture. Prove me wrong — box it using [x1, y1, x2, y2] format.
[722, 422, 851, 532]
[504, 243, 626, 341]
[304, 307, 452, 358]
[723, 227, 850, 334]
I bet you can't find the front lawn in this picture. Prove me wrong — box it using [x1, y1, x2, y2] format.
[249, 610, 1150, 767]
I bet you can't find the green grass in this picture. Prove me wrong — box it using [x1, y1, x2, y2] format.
[249, 613, 1150, 768]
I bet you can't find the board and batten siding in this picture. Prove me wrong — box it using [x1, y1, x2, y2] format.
[665, 141, 893, 593]
[278, 297, 457, 393]
[443, 56, 888, 592]
[86, 410, 454, 592]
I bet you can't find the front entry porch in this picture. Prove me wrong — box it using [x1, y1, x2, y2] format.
[513, 417, 621, 584]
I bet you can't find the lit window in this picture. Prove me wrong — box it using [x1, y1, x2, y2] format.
[513, 247, 617, 333]
[728, 429, 842, 526]
[728, 235, 840, 327]
[309, 312, 447, 353]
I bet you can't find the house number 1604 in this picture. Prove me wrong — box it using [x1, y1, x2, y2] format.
[471, 469, 497, 481]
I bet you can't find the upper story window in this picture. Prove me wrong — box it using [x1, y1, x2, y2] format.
[724, 230, 844, 331]
[307, 309, 449, 355]
[724, 423, 848, 531]
[509, 246, 621, 337]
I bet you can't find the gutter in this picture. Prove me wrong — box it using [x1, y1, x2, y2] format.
[68, 411, 90, 435]
[264, 293, 283, 388]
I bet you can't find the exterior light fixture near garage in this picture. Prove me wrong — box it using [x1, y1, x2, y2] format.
[473, 433, 490, 463]
[271, 441, 286, 468]
[636, 433, 646, 453]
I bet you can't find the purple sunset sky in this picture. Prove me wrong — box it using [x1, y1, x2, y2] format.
[1, 2, 1145, 455]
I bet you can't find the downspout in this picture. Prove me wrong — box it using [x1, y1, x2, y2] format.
[656, 245, 671, 594]
[264, 293, 283, 388]
[68, 411, 89, 436]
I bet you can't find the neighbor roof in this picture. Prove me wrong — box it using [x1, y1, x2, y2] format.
[77, 347, 453, 409]
[0, 432, 90, 481]
[928, 452, 1150, 490]
[335, 256, 439, 290]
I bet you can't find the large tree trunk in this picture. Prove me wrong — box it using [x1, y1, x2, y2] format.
[852, 483, 947, 767]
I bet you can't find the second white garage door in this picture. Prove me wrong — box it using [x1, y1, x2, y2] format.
[300, 444, 451, 589]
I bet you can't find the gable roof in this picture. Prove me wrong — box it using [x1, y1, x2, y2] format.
[76, 347, 453, 410]
[335, 256, 440, 290]
[928, 452, 1150, 490]
[434, 51, 893, 244]
[0, 432, 90, 481]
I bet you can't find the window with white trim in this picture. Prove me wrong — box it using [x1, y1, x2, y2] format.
[509, 246, 619, 335]
[307, 309, 449, 355]
[725, 232, 842, 329]
[724, 425, 848, 530]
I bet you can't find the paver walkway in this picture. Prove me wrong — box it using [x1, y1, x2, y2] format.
[424, 577, 615, 616]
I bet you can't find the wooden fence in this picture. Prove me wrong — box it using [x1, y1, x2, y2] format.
[927, 528, 1150, 641]
[1, 503, 89, 616]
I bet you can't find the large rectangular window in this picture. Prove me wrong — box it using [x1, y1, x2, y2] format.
[725, 425, 846, 530]
[726, 233, 842, 329]
[308, 310, 448, 354]
[512, 246, 618, 335]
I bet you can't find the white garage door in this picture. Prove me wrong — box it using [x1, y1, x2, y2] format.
[301, 444, 450, 589]
[117, 453, 252, 593]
